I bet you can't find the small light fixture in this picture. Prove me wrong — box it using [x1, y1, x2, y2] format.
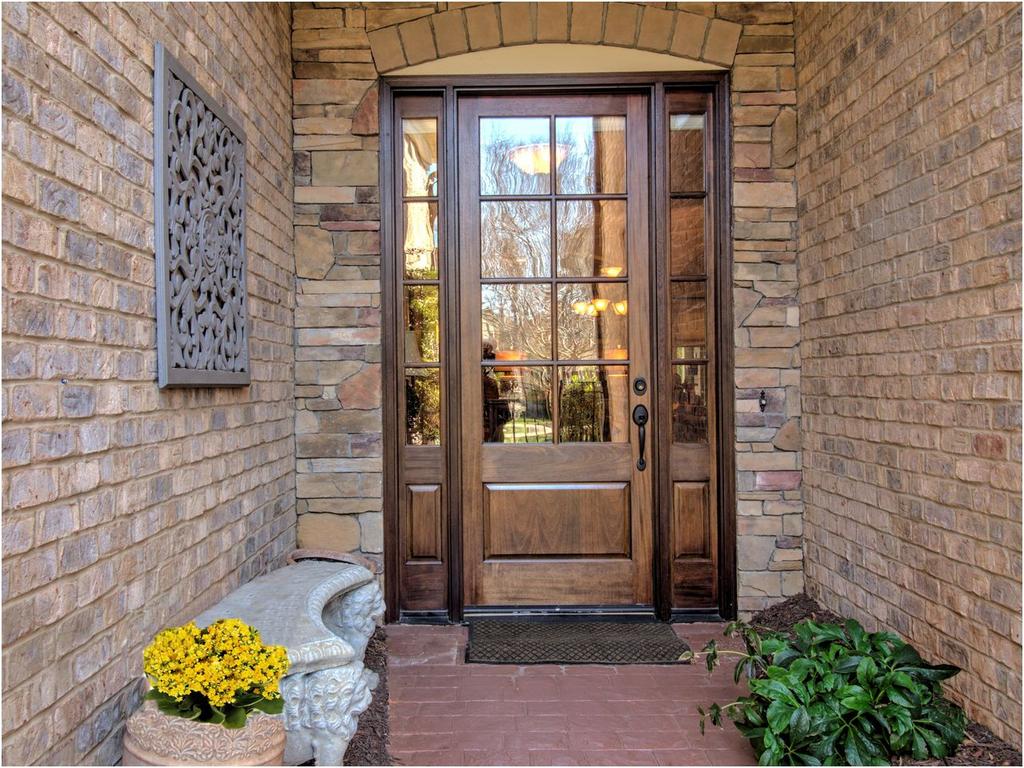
[612, 300, 628, 316]
[592, 298, 610, 312]
[509, 143, 568, 176]
[600, 266, 623, 278]
[572, 300, 590, 315]
[758, 390, 768, 412]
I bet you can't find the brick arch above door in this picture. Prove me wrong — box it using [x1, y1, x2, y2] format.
[366, 3, 746, 74]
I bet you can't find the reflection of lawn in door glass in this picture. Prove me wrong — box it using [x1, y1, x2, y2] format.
[502, 416, 553, 443]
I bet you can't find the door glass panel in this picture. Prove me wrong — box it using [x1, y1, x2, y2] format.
[481, 283, 552, 360]
[558, 365, 629, 442]
[556, 200, 627, 277]
[670, 282, 706, 359]
[402, 118, 438, 197]
[481, 201, 551, 278]
[404, 286, 440, 363]
[406, 368, 441, 445]
[482, 365, 552, 443]
[669, 114, 705, 193]
[555, 116, 627, 194]
[480, 117, 551, 195]
[670, 199, 705, 276]
[404, 201, 439, 278]
[672, 364, 707, 443]
[557, 283, 629, 360]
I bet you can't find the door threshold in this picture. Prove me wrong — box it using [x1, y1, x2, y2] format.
[462, 605, 658, 621]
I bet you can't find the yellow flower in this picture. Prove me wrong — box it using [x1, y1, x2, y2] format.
[143, 619, 290, 707]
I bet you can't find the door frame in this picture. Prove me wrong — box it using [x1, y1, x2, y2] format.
[380, 72, 735, 624]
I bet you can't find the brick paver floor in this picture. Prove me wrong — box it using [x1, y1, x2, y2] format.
[386, 623, 756, 766]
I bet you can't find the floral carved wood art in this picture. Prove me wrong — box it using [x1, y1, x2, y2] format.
[154, 43, 250, 387]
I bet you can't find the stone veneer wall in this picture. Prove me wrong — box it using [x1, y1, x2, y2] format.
[2, 3, 295, 763]
[796, 2, 1021, 744]
[292, 1, 803, 612]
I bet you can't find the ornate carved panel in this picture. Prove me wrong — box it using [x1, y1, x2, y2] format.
[154, 43, 249, 387]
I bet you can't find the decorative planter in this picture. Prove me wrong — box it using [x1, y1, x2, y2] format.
[122, 701, 285, 766]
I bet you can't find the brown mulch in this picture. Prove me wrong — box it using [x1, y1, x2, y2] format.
[750, 594, 1022, 766]
[344, 628, 394, 766]
[750, 592, 843, 632]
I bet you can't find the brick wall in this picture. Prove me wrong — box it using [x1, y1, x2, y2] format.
[2, 3, 295, 763]
[796, 2, 1021, 745]
[292, 1, 802, 612]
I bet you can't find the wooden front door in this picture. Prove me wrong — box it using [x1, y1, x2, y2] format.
[386, 79, 732, 621]
[457, 94, 653, 607]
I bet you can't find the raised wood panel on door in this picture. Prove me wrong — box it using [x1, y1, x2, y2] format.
[484, 483, 630, 558]
[671, 481, 717, 606]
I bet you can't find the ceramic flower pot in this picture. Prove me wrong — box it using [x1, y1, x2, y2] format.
[122, 701, 286, 766]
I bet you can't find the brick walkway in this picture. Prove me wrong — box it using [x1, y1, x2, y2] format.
[386, 623, 756, 766]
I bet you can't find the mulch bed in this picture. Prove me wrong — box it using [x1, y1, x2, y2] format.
[751, 594, 1022, 766]
[344, 628, 394, 766]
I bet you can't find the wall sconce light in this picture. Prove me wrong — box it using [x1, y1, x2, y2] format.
[758, 390, 768, 412]
[612, 300, 628, 316]
[592, 298, 610, 312]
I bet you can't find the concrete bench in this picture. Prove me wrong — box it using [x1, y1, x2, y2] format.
[194, 561, 385, 765]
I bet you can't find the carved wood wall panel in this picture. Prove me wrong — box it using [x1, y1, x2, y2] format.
[154, 43, 250, 387]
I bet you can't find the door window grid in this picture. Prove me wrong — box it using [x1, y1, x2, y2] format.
[402, 116, 442, 445]
[669, 111, 708, 444]
[479, 115, 629, 444]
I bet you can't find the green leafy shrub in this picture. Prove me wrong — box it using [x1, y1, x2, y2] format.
[693, 618, 966, 765]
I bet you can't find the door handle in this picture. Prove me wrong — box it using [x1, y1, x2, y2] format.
[632, 404, 649, 471]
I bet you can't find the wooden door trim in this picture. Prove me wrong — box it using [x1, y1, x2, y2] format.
[381, 73, 735, 623]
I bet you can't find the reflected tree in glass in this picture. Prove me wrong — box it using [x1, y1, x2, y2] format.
[481, 283, 552, 360]
[406, 369, 441, 445]
[481, 201, 551, 278]
[480, 117, 551, 195]
[558, 366, 628, 443]
[482, 365, 552, 443]
[404, 286, 440, 363]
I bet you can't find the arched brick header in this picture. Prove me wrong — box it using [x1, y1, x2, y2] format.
[367, 3, 744, 73]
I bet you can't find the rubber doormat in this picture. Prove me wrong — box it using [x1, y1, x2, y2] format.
[465, 620, 691, 664]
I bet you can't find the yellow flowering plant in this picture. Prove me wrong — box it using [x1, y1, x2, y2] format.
[143, 619, 290, 729]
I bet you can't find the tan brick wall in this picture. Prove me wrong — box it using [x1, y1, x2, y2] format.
[796, 2, 1022, 745]
[2, 3, 295, 763]
[292, 1, 803, 613]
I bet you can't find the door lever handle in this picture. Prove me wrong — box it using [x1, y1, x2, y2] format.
[632, 404, 649, 471]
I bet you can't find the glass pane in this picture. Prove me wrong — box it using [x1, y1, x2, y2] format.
[670, 199, 705, 276]
[556, 200, 627, 278]
[482, 283, 551, 360]
[556, 116, 626, 194]
[558, 365, 629, 443]
[406, 368, 441, 445]
[557, 283, 629, 360]
[669, 114, 705, 193]
[402, 118, 438, 197]
[480, 117, 551, 195]
[404, 286, 440, 363]
[481, 201, 551, 278]
[404, 201, 439, 278]
[670, 282, 706, 359]
[482, 365, 552, 443]
[672, 364, 708, 443]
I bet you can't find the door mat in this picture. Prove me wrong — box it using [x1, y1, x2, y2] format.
[465, 620, 691, 665]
